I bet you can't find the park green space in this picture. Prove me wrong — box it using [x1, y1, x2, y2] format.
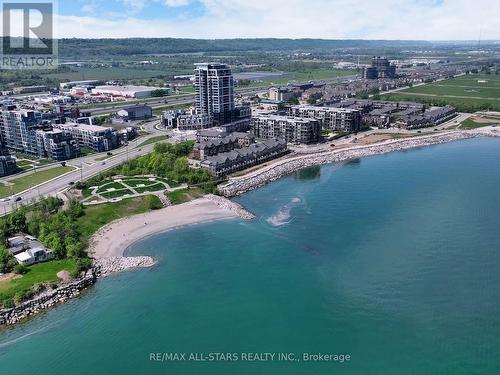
[76, 196, 161, 238]
[383, 74, 500, 112]
[100, 189, 135, 199]
[134, 183, 165, 193]
[91, 177, 172, 198]
[0, 166, 76, 198]
[398, 83, 500, 98]
[458, 119, 498, 129]
[96, 181, 126, 193]
[246, 69, 356, 87]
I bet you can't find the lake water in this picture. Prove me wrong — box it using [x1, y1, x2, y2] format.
[1, 137, 500, 374]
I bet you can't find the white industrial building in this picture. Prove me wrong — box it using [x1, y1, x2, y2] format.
[91, 85, 157, 98]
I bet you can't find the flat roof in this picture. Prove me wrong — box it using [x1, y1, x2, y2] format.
[15, 252, 32, 262]
[59, 122, 111, 132]
[93, 85, 156, 93]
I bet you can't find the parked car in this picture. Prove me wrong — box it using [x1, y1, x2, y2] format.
[107, 152, 113, 156]
[68, 181, 75, 186]
[14, 196, 22, 202]
[0, 197, 10, 202]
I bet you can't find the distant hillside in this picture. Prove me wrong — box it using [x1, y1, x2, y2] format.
[2, 38, 494, 60]
[57, 38, 433, 58]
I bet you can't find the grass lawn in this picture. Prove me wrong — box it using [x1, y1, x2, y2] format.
[0, 259, 78, 303]
[458, 119, 496, 129]
[383, 74, 500, 112]
[166, 187, 205, 205]
[95, 154, 112, 161]
[157, 177, 180, 188]
[397, 84, 500, 99]
[382, 93, 500, 112]
[0, 166, 75, 198]
[138, 135, 169, 147]
[121, 178, 154, 187]
[96, 181, 126, 193]
[134, 183, 164, 193]
[76, 196, 159, 238]
[79, 147, 94, 156]
[100, 189, 134, 199]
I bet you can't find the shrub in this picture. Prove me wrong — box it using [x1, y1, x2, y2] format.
[76, 257, 92, 273]
[145, 195, 163, 210]
[2, 298, 14, 308]
[14, 263, 29, 275]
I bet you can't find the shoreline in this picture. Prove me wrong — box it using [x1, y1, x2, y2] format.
[89, 195, 254, 260]
[3, 129, 498, 326]
[219, 128, 500, 197]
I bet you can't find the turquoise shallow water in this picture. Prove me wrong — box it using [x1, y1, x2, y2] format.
[1, 137, 500, 374]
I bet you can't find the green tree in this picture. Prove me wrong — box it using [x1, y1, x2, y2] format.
[8, 209, 27, 233]
[0, 246, 16, 273]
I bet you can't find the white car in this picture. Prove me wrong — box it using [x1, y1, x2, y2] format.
[0, 197, 10, 202]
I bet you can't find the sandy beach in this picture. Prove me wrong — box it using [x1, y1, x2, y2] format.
[89, 197, 242, 258]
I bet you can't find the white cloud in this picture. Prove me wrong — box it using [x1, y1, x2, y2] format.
[51, 0, 500, 40]
[164, 0, 191, 7]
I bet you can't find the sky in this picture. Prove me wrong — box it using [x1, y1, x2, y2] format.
[3, 0, 500, 40]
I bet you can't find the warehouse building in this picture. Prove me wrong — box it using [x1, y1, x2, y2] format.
[117, 105, 153, 121]
[91, 85, 160, 98]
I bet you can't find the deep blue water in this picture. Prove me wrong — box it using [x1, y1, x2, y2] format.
[1, 137, 500, 374]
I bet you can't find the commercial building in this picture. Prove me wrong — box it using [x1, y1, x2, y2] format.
[251, 115, 321, 144]
[60, 80, 101, 89]
[116, 105, 153, 121]
[289, 105, 362, 132]
[36, 129, 79, 161]
[362, 57, 397, 79]
[200, 138, 288, 177]
[91, 85, 159, 98]
[54, 123, 118, 152]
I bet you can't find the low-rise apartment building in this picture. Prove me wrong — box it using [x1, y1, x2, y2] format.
[0, 106, 48, 155]
[54, 123, 118, 152]
[251, 115, 321, 144]
[289, 105, 362, 132]
[36, 129, 80, 160]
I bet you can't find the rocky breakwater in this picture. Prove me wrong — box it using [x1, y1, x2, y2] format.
[93, 256, 156, 278]
[205, 194, 256, 220]
[219, 131, 486, 197]
[0, 271, 96, 326]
